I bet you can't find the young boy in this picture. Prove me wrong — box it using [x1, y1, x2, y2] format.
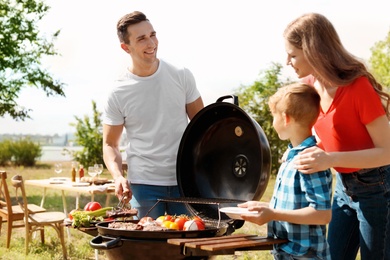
[239, 83, 332, 260]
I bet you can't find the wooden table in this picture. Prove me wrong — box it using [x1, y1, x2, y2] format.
[167, 234, 287, 257]
[26, 178, 115, 259]
[25, 178, 115, 216]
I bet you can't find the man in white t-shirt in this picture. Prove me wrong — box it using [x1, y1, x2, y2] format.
[102, 11, 204, 219]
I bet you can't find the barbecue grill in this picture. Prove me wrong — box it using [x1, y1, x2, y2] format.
[89, 95, 272, 260]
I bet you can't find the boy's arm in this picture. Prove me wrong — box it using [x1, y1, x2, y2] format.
[273, 206, 331, 225]
[241, 205, 331, 226]
[241, 169, 332, 226]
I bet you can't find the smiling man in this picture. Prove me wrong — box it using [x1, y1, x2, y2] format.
[102, 11, 204, 219]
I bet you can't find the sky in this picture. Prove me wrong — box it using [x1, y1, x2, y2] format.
[1, 0, 389, 135]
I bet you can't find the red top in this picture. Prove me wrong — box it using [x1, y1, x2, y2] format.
[304, 76, 386, 173]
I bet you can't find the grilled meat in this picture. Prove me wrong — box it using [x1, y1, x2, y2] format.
[106, 208, 138, 219]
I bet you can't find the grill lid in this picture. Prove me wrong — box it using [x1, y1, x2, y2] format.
[176, 95, 271, 221]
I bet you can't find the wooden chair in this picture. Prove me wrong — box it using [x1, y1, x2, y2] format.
[0, 171, 46, 248]
[11, 174, 67, 259]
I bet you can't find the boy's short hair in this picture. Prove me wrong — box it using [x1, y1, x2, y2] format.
[268, 83, 320, 128]
[117, 11, 149, 44]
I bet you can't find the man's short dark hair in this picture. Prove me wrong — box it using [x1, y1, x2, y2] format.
[117, 11, 149, 44]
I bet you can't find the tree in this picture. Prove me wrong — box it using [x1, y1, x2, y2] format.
[10, 137, 42, 166]
[0, 138, 42, 166]
[67, 100, 104, 168]
[0, 0, 65, 120]
[369, 29, 390, 89]
[234, 63, 293, 175]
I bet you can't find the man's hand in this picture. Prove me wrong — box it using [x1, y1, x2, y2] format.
[114, 175, 132, 203]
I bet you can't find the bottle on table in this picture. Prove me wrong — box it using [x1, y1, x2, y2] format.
[79, 165, 84, 180]
[71, 165, 76, 182]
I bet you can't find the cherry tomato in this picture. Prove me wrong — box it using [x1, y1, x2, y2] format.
[89, 202, 102, 211]
[83, 202, 93, 211]
[196, 220, 205, 230]
[175, 216, 189, 230]
[168, 222, 179, 230]
[83, 201, 102, 211]
[156, 216, 165, 225]
[164, 215, 173, 222]
[192, 216, 203, 222]
[68, 209, 78, 220]
[162, 221, 179, 230]
[161, 220, 172, 229]
[184, 220, 205, 231]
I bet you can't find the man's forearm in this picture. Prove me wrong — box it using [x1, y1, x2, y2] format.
[103, 145, 124, 180]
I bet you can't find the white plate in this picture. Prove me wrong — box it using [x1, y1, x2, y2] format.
[50, 177, 71, 182]
[72, 182, 90, 187]
[49, 181, 64, 184]
[219, 207, 258, 220]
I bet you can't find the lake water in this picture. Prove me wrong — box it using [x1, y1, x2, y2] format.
[40, 146, 83, 161]
[40, 146, 126, 162]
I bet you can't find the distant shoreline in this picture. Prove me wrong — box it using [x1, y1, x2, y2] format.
[39, 146, 126, 163]
[39, 145, 82, 162]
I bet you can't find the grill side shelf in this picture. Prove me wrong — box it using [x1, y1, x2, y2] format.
[167, 234, 288, 256]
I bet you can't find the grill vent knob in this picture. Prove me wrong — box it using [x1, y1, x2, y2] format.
[233, 154, 248, 177]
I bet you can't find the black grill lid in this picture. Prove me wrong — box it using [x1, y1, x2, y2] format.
[176, 95, 271, 221]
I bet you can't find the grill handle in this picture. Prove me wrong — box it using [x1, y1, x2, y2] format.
[231, 220, 245, 229]
[216, 95, 239, 106]
[90, 235, 123, 250]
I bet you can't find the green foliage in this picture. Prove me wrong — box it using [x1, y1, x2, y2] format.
[0, 139, 12, 165]
[0, 138, 42, 166]
[0, 0, 65, 120]
[67, 100, 104, 167]
[234, 63, 293, 175]
[369, 29, 390, 89]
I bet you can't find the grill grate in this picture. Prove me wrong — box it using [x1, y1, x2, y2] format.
[145, 197, 246, 228]
[158, 197, 246, 205]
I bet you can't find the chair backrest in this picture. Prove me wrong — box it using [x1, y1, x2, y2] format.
[0, 171, 13, 215]
[10, 175, 29, 219]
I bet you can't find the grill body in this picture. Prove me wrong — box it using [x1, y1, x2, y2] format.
[90, 95, 272, 259]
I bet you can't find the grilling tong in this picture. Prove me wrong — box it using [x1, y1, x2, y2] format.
[115, 195, 129, 211]
[104, 195, 138, 219]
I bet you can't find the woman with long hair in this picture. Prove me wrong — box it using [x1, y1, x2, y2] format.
[283, 13, 390, 260]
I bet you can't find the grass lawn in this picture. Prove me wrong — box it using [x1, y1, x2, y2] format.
[0, 161, 278, 260]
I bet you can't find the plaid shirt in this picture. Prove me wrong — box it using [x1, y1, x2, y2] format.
[268, 136, 332, 259]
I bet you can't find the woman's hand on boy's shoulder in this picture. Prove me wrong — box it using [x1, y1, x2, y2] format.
[294, 146, 332, 174]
